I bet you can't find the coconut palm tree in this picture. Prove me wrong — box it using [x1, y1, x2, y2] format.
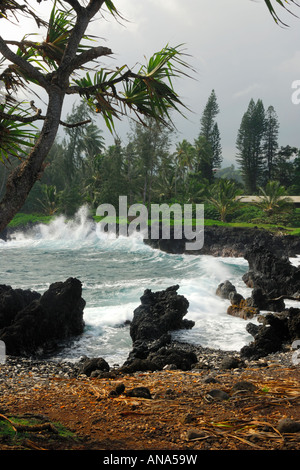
[175, 140, 195, 178]
[37, 184, 59, 216]
[254, 180, 293, 217]
[206, 179, 242, 223]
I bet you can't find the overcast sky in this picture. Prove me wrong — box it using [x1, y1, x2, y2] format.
[1, 0, 300, 167]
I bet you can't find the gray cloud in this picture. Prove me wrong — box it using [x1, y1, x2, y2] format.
[1, 0, 300, 166]
[93, 0, 300, 164]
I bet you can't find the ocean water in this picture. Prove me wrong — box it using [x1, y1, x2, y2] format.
[1, 206, 297, 366]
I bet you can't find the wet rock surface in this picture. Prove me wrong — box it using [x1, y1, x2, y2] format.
[215, 240, 300, 360]
[122, 285, 196, 373]
[243, 242, 300, 297]
[0, 278, 85, 356]
[129, 285, 193, 343]
[144, 225, 300, 257]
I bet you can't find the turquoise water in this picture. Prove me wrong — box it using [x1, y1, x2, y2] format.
[0, 207, 257, 366]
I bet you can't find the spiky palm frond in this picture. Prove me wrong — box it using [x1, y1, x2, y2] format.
[0, 103, 37, 162]
[255, 181, 293, 214]
[39, 3, 94, 69]
[0, 0, 47, 27]
[263, 0, 300, 25]
[123, 45, 191, 124]
[74, 45, 192, 132]
[206, 179, 242, 222]
[1, 2, 95, 77]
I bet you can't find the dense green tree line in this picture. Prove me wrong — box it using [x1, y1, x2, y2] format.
[1, 90, 299, 226]
[236, 98, 300, 194]
[1, 1, 300, 230]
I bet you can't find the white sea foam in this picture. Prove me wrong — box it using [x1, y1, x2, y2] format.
[0, 207, 266, 362]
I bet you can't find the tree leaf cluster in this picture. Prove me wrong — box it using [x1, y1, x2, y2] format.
[0, 0, 299, 231]
[0, 0, 193, 231]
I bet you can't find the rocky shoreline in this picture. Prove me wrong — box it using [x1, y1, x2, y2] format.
[144, 224, 300, 258]
[0, 342, 297, 389]
[3, 221, 300, 257]
[0, 223, 299, 451]
[0, 223, 299, 373]
[0, 277, 85, 357]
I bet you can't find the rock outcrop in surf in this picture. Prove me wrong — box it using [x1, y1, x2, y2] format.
[121, 285, 197, 372]
[0, 277, 85, 356]
[217, 243, 300, 359]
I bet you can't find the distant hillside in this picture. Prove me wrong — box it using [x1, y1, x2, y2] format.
[215, 165, 243, 183]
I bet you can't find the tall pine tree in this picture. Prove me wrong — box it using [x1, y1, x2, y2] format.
[262, 105, 279, 182]
[196, 89, 222, 182]
[236, 98, 265, 194]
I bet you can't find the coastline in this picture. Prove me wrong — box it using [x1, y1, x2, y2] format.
[3, 219, 300, 257]
[1, 221, 299, 364]
[0, 221, 299, 451]
[143, 224, 300, 258]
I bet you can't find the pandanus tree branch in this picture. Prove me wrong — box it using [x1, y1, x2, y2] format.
[0, 1, 193, 232]
[0, 0, 299, 233]
[261, 0, 300, 26]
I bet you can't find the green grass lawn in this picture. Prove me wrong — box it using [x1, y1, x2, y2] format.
[8, 212, 300, 236]
[8, 213, 54, 228]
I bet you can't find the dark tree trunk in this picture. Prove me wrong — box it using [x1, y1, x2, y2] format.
[0, 88, 65, 232]
[0, 1, 107, 232]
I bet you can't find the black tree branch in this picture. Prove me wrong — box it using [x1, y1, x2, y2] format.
[0, 36, 49, 89]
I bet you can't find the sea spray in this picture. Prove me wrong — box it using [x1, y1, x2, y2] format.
[0, 206, 255, 363]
